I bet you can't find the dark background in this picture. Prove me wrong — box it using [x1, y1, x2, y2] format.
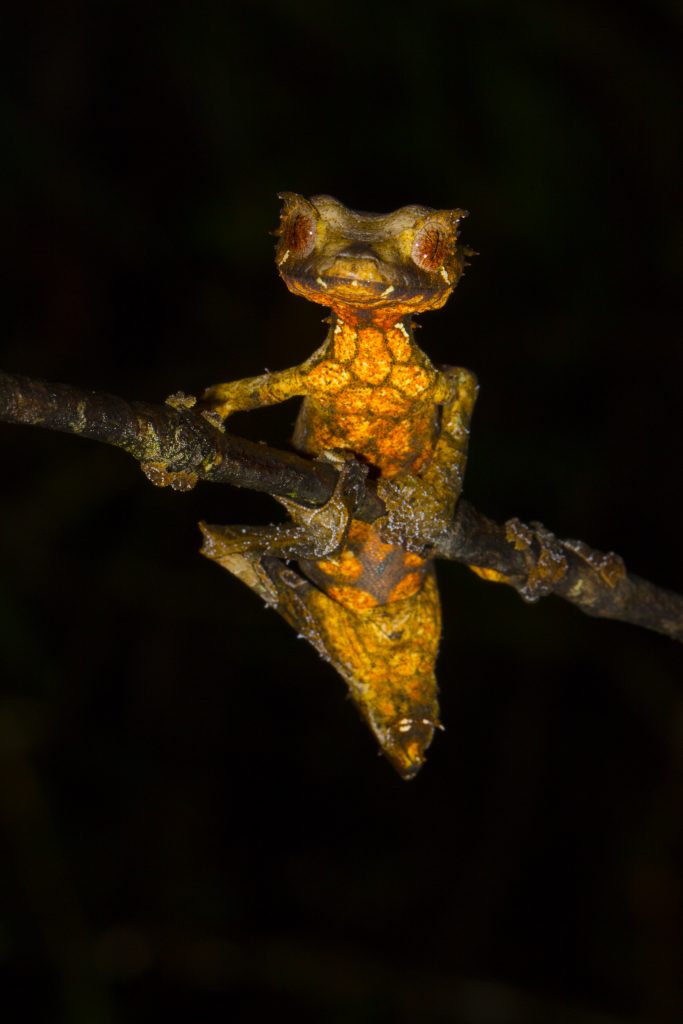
[1, 2, 681, 1021]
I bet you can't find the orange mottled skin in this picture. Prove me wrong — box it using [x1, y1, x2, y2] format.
[296, 320, 440, 477]
[199, 193, 478, 778]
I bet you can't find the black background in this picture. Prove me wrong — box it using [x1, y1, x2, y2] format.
[1, 3, 681, 1022]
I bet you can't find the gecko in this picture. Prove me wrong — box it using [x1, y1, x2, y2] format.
[197, 193, 479, 779]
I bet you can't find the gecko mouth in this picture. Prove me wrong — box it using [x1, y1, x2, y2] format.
[282, 257, 442, 308]
[326, 253, 386, 281]
[305, 275, 434, 308]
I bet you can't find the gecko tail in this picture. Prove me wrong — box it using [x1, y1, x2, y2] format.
[274, 563, 443, 780]
[200, 521, 442, 778]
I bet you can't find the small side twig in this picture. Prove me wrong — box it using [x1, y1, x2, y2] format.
[1, 369, 681, 643]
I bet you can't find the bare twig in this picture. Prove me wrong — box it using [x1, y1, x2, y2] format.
[2, 369, 682, 643]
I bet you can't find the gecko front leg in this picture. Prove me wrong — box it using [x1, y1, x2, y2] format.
[202, 365, 307, 421]
[377, 366, 478, 552]
[201, 340, 329, 420]
[142, 355, 320, 490]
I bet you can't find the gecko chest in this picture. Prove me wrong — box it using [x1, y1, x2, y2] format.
[309, 322, 438, 399]
[297, 322, 440, 474]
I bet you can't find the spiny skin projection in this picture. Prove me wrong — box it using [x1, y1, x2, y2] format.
[199, 193, 478, 778]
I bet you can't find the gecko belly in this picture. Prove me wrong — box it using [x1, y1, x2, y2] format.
[299, 519, 429, 611]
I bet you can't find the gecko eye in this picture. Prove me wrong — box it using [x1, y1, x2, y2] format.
[411, 223, 451, 272]
[282, 209, 317, 258]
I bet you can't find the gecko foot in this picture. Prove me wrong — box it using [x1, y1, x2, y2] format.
[376, 473, 453, 554]
[276, 450, 368, 559]
[504, 518, 569, 602]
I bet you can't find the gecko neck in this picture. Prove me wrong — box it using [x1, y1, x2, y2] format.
[327, 307, 419, 349]
[328, 312, 420, 367]
[329, 302, 416, 333]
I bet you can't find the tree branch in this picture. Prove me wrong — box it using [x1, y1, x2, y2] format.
[0, 369, 379, 513]
[2, 369, 682, 643]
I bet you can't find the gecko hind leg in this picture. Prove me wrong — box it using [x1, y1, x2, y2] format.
[200, 521, 313, 564]
[200, 524, 283, 605]
[199, 527, 335, 679]
[199, 522, 319, 616]
[202, 451, 367, 565]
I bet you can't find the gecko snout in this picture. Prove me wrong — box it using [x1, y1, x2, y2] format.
[326, 246, 388, 285]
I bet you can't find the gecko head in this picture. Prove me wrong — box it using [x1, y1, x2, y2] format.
[274, 192, 471, 320]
